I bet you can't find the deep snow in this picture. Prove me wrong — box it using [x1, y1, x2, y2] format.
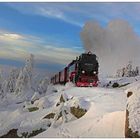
[0, 76, 140, 138]
[36, 85, 127, 138]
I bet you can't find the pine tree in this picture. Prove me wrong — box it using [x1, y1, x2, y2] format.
[14, 54, 34, 95]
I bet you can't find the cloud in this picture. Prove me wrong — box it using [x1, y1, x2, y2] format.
[36, 45, 80, 65]
[81, 19, 140, 76]
[8, 3, 83, 27]
[37, 6, 83, 27]
[0, 33, 23, 40]
[39, 6, 64, 18]
[0, 30, 81, 67]
[7, 3, 140, 29]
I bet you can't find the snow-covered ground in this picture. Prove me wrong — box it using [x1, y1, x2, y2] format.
[35, 84, 127, 138]
[125, 80, 140, 137]
[0, 75, 140, 138]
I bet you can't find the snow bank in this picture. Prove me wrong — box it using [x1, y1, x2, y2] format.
[0, 107, 52, 137]
[17, 119, 50, 137]
[34, 97, 52, 109]
[125, 81, 140, 137]
[100, 76, 140, 88]
[66, 96, 90, 111]
[36, 85, 126, 138]
[82, 111, 125, 138]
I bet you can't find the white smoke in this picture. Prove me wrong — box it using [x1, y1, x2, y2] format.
[81, 19, 140, 76]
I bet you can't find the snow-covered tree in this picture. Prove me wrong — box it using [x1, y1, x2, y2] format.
[6, 68, 19, 93]
[0, 70, 8, 99]
[122, 67, 126, 77]
[126, 61, 133, 77]
[116, 61, 139, 77]
[135, 66, 139, 76]
[37, 76, 49, 95]
[116, 69, 121, 77]
[0, 69, 4, 98]
[14, 54, 34, 95]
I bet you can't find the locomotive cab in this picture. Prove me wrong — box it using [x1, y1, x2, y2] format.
[76, 52, 99, 87]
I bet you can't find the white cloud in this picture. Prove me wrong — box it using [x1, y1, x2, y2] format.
[0, 30, 81, 65]
[7, 3, 85, 27]
[8, 3, 140, 28]
[39, 7, 64, 19]
[0, 30, 24, 41]
[0, 33, 23, 40]
[36, 45, 80, 65]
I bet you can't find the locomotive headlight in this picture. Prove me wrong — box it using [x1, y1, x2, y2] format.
[82, 70, 85, 74]
[93, 71, 96, 74]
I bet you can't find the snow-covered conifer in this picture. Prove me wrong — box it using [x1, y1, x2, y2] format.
[135, 66, 139, 76]
[116, 61, 139, 78]
[6, 68, 19, 93]
[126, 61, 132, 77]
[14, 54, 34, 95]
[0, 69, 4, 98]
[37, 76, 49, 94]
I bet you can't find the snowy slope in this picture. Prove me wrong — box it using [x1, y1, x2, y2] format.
[36, 85, 127, 138]
[0, 76, 140, 138]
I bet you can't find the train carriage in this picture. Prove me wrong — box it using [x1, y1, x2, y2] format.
[59, 67, 67, 84]
[67, 60, 77, 83]
[55, 73, 60, 84]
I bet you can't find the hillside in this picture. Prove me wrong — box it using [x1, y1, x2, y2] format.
[0, 76, 139, 138]
[36, 85, 127, 138]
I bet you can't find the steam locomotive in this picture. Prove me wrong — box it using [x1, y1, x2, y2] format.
[50, 51, 99, 87]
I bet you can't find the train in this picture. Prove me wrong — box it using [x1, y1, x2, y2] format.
[50, 51, 99, 87]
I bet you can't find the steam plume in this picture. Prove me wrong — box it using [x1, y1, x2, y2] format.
[81, 19, 140, 76]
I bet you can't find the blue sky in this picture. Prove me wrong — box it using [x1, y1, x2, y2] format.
[1, 2, 140, 73]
